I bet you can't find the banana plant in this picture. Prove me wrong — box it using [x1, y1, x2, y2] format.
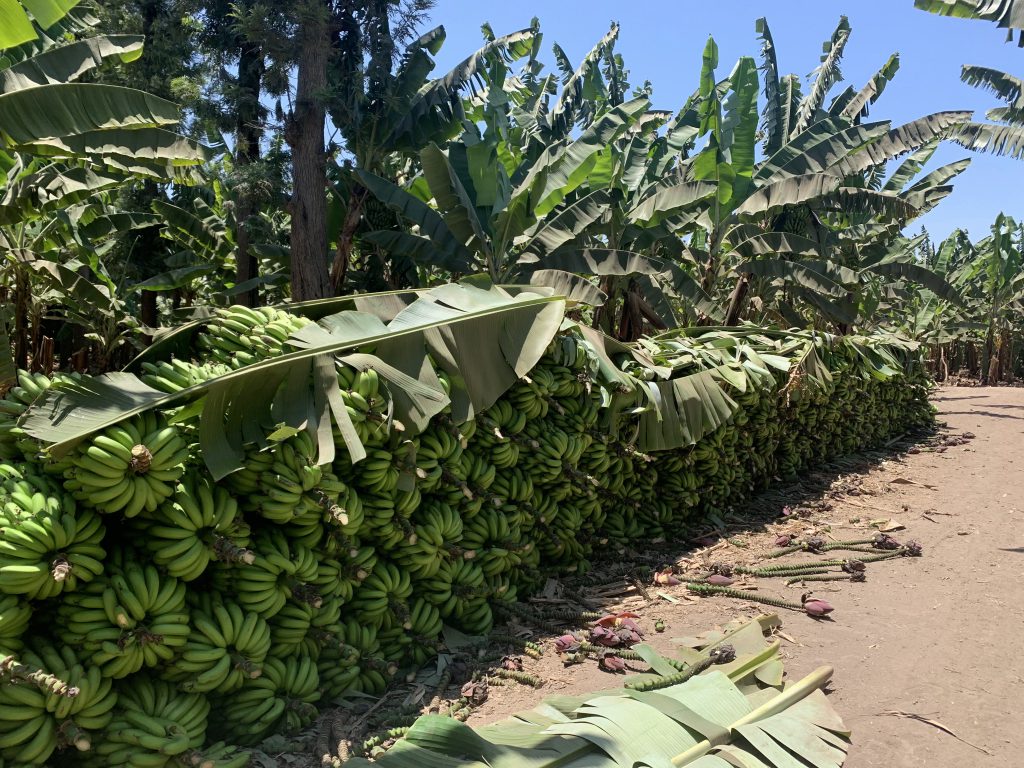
[915, 0, 1024, 158]
[328, 23, 539, 291]
[0, 162, 160, 371]
[360, 30, 720, 338]
[0, 31, 209, 178]
[0, 16, 211, 372]
[704, 19, 972, 330]
[142, 178, 291, 308]
[950, 214, 1024, 381]
[357, 81, 651, 283]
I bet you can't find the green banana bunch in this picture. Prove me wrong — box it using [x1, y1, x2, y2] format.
[481, 398, 528, 437]
[489, 466, 534, 503]
[318, 479, 364, 537]
[196, 305, 311, 369]
[180, 741, 251, 768]
[349, 559, 413, 628]
[336, 366, 392, 445]
[57, 562, 188, 678]
[0, 370, 84, 462]
[503, 376, 549, 420]
[213, 529, 318, 618]
[228, 432, 326, 526]
[315, 541, 375, 601]
[394, 500, 464, 578]
[63, 413, 188, 518]
[211, 656, 319, 746]
[416, 557, 491, 633]
[459, 506, 527, 578]
[316, 618, 372, 699]
[139, 359, 230, 394]
[267, 601, 314, 657]
[137, 473, 250, 581]
[0, 471, 105, 598]
[0, 643, 116, 764]
[403, 597, 443, 667]
[90, 676, 208, 768]
[167, 597, 270, 693]
[358, 493, 406, 548]
[297, 594, 343, 657]
[281, 471, 358, 549]
[0, 596, 30, 653]
[470, 419, 520, 469]
[376, 614, 413, 664]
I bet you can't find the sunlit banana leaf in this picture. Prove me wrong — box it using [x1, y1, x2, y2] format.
[22, 284, 567, 479]
[734, 258, 845, 297]
[0, 163, 123, 226]
[0, 83, 178, 144]
[525, 270, 607, 307]
[123, 288, 432, 370]
[344, 656, 846, 768]
[0, 0, 81, 49]
[0, 34, 142, 90]
[526, 248, 724, 323]
[637, 364, 740, 451]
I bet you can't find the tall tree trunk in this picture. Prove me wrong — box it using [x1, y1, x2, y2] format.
[287, 3, 331, 301]
[234, 38, 266, 308]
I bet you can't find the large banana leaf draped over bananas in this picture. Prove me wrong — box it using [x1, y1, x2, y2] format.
[1, 284, 932, 765]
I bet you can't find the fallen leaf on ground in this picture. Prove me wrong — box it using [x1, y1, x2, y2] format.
[879, 711, 992, 755]
[889, 477, 937, 490]
[877, 519, 905, 532]
[775, 630, 802, 646]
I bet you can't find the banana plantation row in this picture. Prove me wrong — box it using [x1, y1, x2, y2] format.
[0, 284, 932, 765]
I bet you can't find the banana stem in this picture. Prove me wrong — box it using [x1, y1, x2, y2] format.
[670, 665, 834, 765]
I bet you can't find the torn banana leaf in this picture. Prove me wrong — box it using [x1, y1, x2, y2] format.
[346, 619, 849, 768]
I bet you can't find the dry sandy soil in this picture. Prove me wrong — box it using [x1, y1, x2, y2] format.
[294, 386, 1024, 767]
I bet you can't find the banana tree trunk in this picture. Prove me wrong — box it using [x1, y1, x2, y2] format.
[593, 276, 618, 336]
[982, 323, 995, 384]
[13, 268, 28, 370]
[724, 274, 749, 326]
[288, 3, 331, 302]
[329, 184, 368, 294]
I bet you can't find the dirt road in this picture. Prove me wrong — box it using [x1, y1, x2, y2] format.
[463, 387, 1024, 767]
[791, 386, 1024, 767]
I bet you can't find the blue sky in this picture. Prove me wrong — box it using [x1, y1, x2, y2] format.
[428, 0, 1024, 243]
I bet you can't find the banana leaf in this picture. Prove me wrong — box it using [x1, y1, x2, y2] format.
[0, 34, 143, 91]
[0, 0, 81, 48]
[343, 637, 847, 768]
[636, 364, 741, 451]
[21, 283, 567, 479]
[123, 288, 433, 370]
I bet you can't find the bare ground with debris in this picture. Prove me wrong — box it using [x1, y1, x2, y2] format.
[278, 387, 1024, 767]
